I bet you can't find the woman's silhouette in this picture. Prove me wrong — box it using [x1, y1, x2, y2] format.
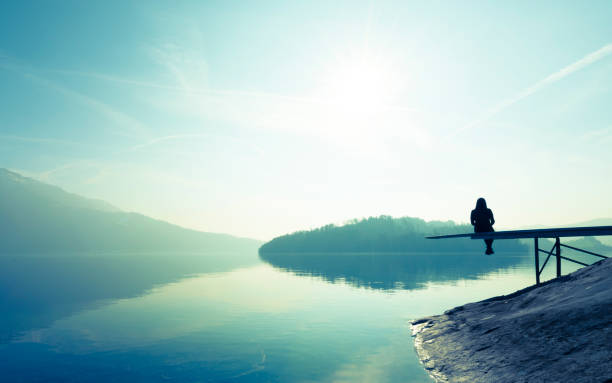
[471, 197, 495, 254]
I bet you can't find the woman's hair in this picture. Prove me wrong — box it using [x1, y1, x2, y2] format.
[475, 197, 487, 210]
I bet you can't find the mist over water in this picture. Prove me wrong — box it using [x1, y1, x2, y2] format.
[1, 250, 582, 382]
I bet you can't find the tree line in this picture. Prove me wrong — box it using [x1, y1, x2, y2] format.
[259, 215, 527, 254]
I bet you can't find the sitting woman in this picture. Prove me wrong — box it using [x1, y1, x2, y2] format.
[471, 197, 495, 255]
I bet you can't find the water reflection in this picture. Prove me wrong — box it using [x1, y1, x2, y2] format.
[0, 253, 258, 343]
[0, 252, 545, 383]
[260, 252, 531, 291]
[2, 263, 436, 383]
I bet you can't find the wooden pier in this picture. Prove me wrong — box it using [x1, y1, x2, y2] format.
[427, 226, 612, 285]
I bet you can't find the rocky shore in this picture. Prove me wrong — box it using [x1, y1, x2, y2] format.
[411, 258, 612, 383]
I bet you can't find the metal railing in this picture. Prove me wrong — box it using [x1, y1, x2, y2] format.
[533, 237, 608, 285]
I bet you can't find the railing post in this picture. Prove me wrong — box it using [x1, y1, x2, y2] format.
[534, 237, 540, 285]
[555, 237, 561, 278]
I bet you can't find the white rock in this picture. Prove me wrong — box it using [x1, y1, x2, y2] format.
[411, 258, 612, 383]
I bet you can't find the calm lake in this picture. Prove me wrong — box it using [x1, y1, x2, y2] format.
[0, 251, 583, 382]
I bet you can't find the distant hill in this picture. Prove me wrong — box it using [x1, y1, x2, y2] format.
[521, 218, 612, 247]
[259, 216, 527, 254]
[569, 218, 612, 246]
[0, 169, 261, 254]
[566, 236, 612, 253]
[569, 217, 612, 227]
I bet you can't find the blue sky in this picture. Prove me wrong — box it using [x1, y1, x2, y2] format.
[1, 1, 611, 239]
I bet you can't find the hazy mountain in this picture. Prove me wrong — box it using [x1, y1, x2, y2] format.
[0, 169, 261, 254]
[568, 217, 612, 227]
[568, 219, 612, 246]
[520, 218, 612, 247]
[566, 236, 612, 254]
[259, 215, 527, 254]
[0, 168, 119, 213]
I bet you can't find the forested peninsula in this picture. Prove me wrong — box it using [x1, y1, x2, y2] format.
[259, 216, 528, 254]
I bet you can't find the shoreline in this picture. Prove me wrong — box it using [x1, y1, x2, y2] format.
[410, 258, 612, 383]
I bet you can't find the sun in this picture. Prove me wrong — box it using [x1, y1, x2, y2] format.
[320, 53, 397, 111]
[306, 50, 409, 148]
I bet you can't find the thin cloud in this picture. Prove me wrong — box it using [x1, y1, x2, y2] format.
[0, 57, 150, 140]
[22, 45, 424, 153]
[580, 125, 612, 144]
[128, 133, 266, 158]
[0, 134, 82, 147]
[142, 43, 426, 149]
[130, 133, 213, 151]
[452, 43, 612, 138]
[52, 67, 417, 113]
[50, 69, 183, 92]
[37, 160, 97, 181]
[34, 75, 150, 140]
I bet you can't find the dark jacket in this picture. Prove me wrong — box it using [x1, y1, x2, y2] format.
[471, 208, 495, 232]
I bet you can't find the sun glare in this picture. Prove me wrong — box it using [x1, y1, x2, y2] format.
[306, 51, 411, 149]
[321, 54, 397, 111]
